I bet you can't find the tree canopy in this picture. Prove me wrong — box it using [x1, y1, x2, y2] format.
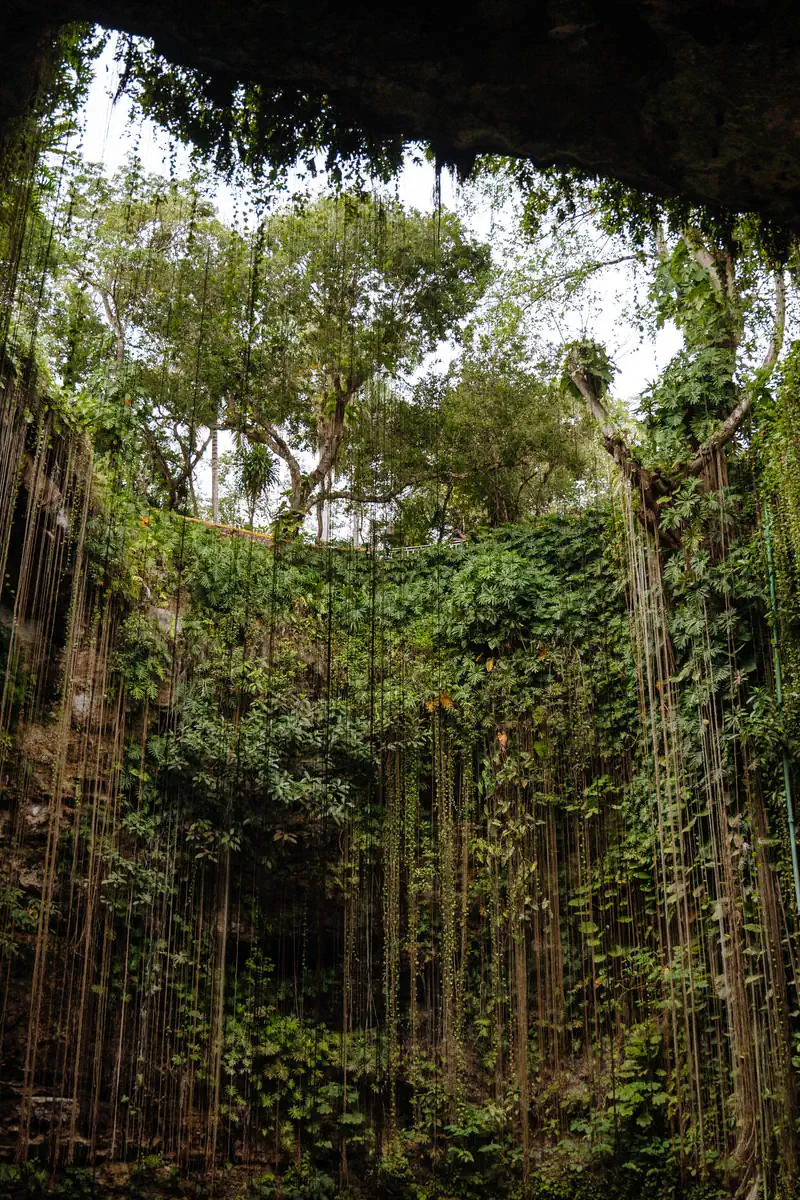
[226, 191, 491, 521]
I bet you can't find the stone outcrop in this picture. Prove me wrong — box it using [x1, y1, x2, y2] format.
[3, 1, 800, 224]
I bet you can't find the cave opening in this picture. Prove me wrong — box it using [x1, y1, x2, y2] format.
[0, 19, 799, 1200]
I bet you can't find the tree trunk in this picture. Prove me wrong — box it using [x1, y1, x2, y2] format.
[322, 472, 332, 542]
[211, 425, 219, 523]
[352, 503, 363, 548]
[209, 844, 230, 1171]
[189, 471, 199, 519]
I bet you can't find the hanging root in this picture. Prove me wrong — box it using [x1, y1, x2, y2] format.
[734, 1174, 761, 1200]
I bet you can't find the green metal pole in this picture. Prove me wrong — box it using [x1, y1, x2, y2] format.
[763, 504, 800, 920]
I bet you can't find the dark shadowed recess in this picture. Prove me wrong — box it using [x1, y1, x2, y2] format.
[3, 0, 800, 223]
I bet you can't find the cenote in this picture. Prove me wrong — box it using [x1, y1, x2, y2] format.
[1, 13, 800, 1200]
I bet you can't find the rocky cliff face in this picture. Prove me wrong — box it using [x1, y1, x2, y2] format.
[0, 388, 797, 1197]
[4, 2, 800, 224]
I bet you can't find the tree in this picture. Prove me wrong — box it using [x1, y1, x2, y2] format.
[563, 229, 786, 544]
[494, 168, 793, 544]
[225, 192, 490, 524]
[318, 295, 602, 546]
[432, 300, 601, 533]
[49, 169, 490, 530]
[51, 161, 243, 512]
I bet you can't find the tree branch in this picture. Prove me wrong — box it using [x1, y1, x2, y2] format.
[142, 427, 177, 497]
[189, 433, 212, 472]
[566, 350, 638, 477]
[545, 254, 647, 291]
[567, 348, 677, 543]
[242, 421, 303, 495]
[77, 269, 125, 364]
[303, 378, 354, 498]
[684, 228, 724, 297]
[685, 269, 785, 474]
[762, 269, 786, 371]
[324, 483, 410, 505]
[654, 222, 669, 264]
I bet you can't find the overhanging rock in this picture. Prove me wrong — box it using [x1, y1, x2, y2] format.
[3, 0, 800, 224]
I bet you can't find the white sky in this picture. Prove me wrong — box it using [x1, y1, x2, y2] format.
[79, 39, 681, 403]
[75, 36, 682, 522]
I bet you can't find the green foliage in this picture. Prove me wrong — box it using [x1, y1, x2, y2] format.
[4, 92, 800, 1200]
[114, 34, 408, 186]
[45, 165, 491, 523]
[561, 341, 615, 403]
[239, 443, 280, 524]
[112, 610, 171, 703]
[48, 162, 237, 508]
[501, 158, 795, 267]
[406, 304, 600, 534]
[227, 191, 490, 516]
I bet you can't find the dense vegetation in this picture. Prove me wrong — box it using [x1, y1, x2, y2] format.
[0, 30, 800, 1200]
